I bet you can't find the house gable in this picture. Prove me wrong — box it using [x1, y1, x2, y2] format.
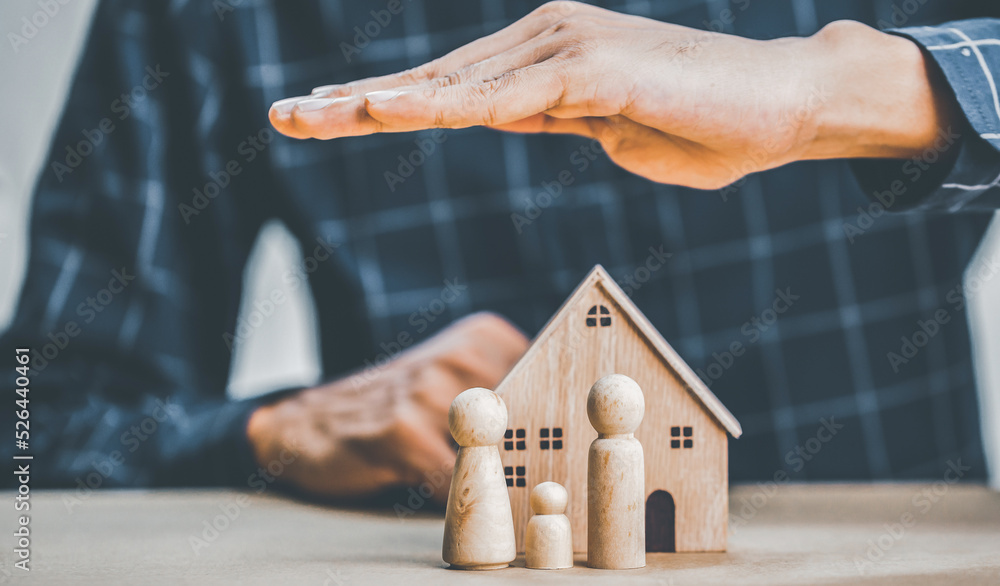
[497, 265, 741, 439]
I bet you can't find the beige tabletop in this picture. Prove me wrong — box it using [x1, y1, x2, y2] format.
[3, 483, 999, 585]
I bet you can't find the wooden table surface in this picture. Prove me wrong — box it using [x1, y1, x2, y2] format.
[4, 484, 1000, 585]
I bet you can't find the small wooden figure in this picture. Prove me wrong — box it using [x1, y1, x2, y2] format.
[524, 482, 573, 570]
[442, 387, 516, 570]
[587, 374, 645, 569]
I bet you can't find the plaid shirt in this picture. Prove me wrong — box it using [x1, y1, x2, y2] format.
[3, 0, 1000, 489]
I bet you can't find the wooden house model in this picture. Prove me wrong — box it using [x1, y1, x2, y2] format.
[496, 265, 742, 553]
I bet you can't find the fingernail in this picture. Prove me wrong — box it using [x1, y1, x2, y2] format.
[291, 96, 353, 113]
[294, 98, 338, 112]
[271, 96, 306, 116]
[311, 84, 339, 97]
[365, 90, 404, 105]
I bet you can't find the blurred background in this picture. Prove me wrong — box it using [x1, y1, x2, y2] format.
[0, 0, 324, 400]
[1, 0, 999, 488]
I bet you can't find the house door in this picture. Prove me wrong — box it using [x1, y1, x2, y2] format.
[645, 490, 676, 552]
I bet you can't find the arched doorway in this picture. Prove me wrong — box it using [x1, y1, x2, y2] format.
[646, 490, 676, 552]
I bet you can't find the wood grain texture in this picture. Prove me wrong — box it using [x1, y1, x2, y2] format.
[21, 485, 1000, 585]
[525, 481, 574, 569]
[442, 388, 516, 569]
[442, 446, 516, 569]
[525, 514, 574, 570]
[496, 266, 732, 553]
[587, 436, 646, 568]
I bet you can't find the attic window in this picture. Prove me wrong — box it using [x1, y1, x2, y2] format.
[586, 305, 611, 327]
[539, 427, 564, 450]
[671, 426, 693, 449]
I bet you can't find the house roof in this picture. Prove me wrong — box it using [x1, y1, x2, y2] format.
[499, 265, 742, 438]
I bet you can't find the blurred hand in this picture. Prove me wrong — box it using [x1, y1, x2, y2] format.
[246, 312, 528, 504]
[269, 2, 952, 189]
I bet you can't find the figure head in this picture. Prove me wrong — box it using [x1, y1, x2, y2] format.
[530, 481, 568, 515]
[587, 373, 645, 435]
[448, 387, 508, 447]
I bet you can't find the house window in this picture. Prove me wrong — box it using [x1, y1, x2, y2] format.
[671, 426, 693, 449]
[504, 428, 527, 451]
[539, 427, 564, 450]
[505, 466, 526, 487]
[586, 305, 611, 327]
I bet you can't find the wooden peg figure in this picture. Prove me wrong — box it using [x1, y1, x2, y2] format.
[587, 374, 646, 569]
[442, 387, 516, 570]
[525, 482, 574, 570]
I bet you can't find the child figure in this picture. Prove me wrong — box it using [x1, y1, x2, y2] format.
[525, 481, 573, 570]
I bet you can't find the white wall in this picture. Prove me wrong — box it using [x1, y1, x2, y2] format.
[0, 0, 98, 330]
[0, 0, 997, 484]
[968, 220, 1000, 490]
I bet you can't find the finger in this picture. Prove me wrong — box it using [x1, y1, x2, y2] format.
[407, 312, 527, 379]
[362, 62, 567, 133]
[434, 334, 527, 391]
[491, 113, 603, 137]
[285, 94, 386, 139]
[288, 36, 557, 139]
[493, 114, 642, 155]
[269, 95, 323, 139]
[388, 413, 457, 505]
[495, 114, 731, 188]
[307, 1, 580, 100]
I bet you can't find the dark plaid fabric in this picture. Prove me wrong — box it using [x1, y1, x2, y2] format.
[2, 0, 1000, 489]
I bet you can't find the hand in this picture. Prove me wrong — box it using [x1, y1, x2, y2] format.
[268, 2, 955, 190]
[245, 312, 528, 504]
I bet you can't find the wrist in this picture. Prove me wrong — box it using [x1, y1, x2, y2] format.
[800, 20, 956, 161]
[246, 403, 278, 467]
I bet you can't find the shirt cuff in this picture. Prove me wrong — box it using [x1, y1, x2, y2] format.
[849, 20, 1000, 212]
[202, 387, 302, 487]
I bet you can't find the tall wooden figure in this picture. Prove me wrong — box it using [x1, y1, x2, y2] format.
[443, 387, 516, 570]
[587, 374, 646, 569]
